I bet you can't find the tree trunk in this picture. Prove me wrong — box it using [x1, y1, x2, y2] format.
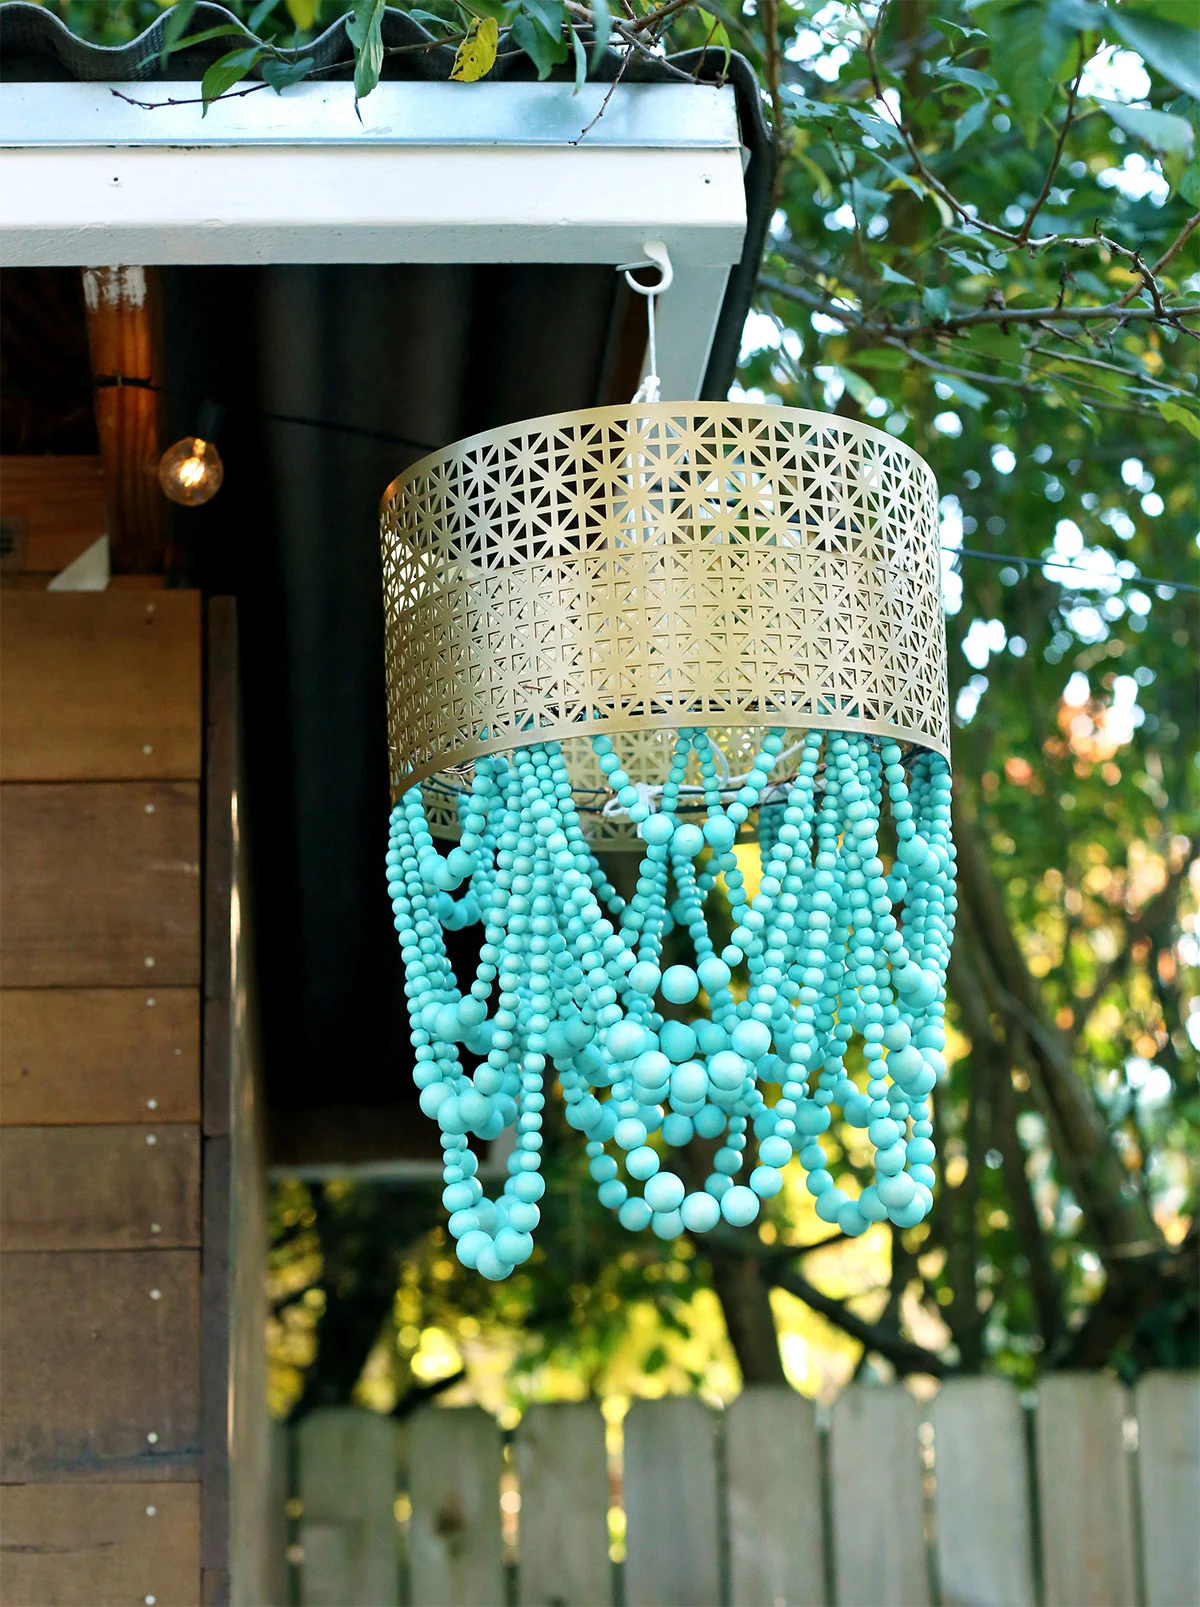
[708, 1249, 789, 1384]
[948, 902, 1065, 1353]
[953, 793, 1160, 1265]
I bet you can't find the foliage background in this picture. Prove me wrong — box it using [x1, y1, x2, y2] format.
[40, 0, 1200, 1419]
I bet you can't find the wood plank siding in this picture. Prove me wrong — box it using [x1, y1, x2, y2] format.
[0, 581, 265, 1604]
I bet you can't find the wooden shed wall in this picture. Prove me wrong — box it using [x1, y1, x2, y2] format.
[0, 497, 268, 1607]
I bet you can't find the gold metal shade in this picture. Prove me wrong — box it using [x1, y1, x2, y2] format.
[381, 404, 945, 840]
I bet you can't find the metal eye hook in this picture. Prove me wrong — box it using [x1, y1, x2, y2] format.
[618, 240, 674, 298]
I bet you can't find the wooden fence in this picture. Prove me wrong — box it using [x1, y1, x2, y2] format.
[278, 1373, 1199, 1607]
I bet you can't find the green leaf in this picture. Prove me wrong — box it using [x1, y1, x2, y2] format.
[963, 324, 1023, 373]
[405, 7, 453, 25]
[922, 285, 953, 321]
[521, 0, 565, 39]
[874, 155, 925, 199]
[159, 0, 198, 63]
[954, 96, 991, 149]
[1132, 0, 1200, 25]
[1179, 156, 1200, 205]
[944, 246, 994, 276]
[571, 23, 586, 92]
[796, 151, 834, 200]
[879, 261, 915, 286]
[164, 22, 251, 53]
[933, 60, 998, 93]
[847, 107, 904, 147]
[247, 0, 281, 32]
[849, 347, 909, 370]
[846, 177, 890, 220]
[1096, 99, 1195, 155]
[200, 46, 262, 111]
[939, 373, 989, 410]
[1157, 399, 1200, 439]
[704, 15, 731, 76]
[511, 10, 568, 77]
[261, 54, 313, 89]
[982, 0, 1075, 146]
[345, 0, 387, 101]
[781, 88, 838, 120]
[834, 366, 878, 408]
[589, 0, 610, 67]
[1108, 10, 1200, 102]
[1048, 0, 1104, 27]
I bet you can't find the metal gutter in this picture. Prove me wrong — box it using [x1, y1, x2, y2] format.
[0, 78, 741, 149]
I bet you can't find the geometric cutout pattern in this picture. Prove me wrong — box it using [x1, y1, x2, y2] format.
[381, 404, 947, 820]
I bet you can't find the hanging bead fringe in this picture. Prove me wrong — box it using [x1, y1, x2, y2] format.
[386, 728, 956, 1281]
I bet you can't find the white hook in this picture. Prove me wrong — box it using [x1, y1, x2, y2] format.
[619, 240, 674, 298]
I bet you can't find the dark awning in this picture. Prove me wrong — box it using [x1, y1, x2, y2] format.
[0, 4, 772, 1157]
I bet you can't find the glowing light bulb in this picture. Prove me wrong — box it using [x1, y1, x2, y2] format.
[158, 436, 223, 506]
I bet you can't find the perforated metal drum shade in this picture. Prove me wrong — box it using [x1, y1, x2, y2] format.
[381, 404, 946, 836]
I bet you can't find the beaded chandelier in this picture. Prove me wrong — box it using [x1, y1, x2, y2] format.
[381, 401, 954, 1281]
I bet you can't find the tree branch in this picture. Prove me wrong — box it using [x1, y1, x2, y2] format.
[1016, 45, 1084, 246]
[759, 0, 786, 203]
[758, 274, 1200, 337]
[1116, 212, 1200, 309]
[948, 900, 1065, 1350]
[953, 790, 1162, 1266]
[390, 1366, 466, 1420]
[860, 12, 1194, 340]
[1075, 836, 1199, 1025]
[770, 1263, 954, 1377]
[703, 1225, 847, 1263]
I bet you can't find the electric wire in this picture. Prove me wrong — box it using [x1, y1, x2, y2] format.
[5, 374, 1198, 593]
[942, 543, 1199, 596]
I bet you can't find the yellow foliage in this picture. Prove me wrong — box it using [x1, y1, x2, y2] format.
[451, 16, 499, 82]
[285, 0, 318, 29]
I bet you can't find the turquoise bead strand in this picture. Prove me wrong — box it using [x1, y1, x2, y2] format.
[387, 726, 956, 1277]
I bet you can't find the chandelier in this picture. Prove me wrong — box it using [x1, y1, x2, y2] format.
[380, 283, 953, 1281]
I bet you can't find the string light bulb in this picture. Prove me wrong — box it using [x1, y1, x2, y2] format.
[158, 400, 224, 507]
[158, 435, 223, 506]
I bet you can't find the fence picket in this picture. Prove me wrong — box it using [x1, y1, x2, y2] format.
[931, 1377, 1034, 1607]
[515, 1401, 611, 1607]
[296, 1408, 399, 1607]
[623, 1397, 721, 1607]
[407, 1403, 504, 1607]
[1037, 1374, 1136, 1607]
[725, 1385, 825, 1607]
[284, 1374, 1200, 1607]
[830, 1385, 930, 1607]
[1136, 1371, 1200, 1607]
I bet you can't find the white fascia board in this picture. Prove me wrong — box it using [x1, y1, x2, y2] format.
[1, 145, 745, 266]
[0, 79, 746, 265]
[0, 79, 747, 397]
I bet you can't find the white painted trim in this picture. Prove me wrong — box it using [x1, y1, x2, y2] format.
[653, 263, 733, 400]
[0, 146, 745, 266]
[0, 80, 747, 397]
